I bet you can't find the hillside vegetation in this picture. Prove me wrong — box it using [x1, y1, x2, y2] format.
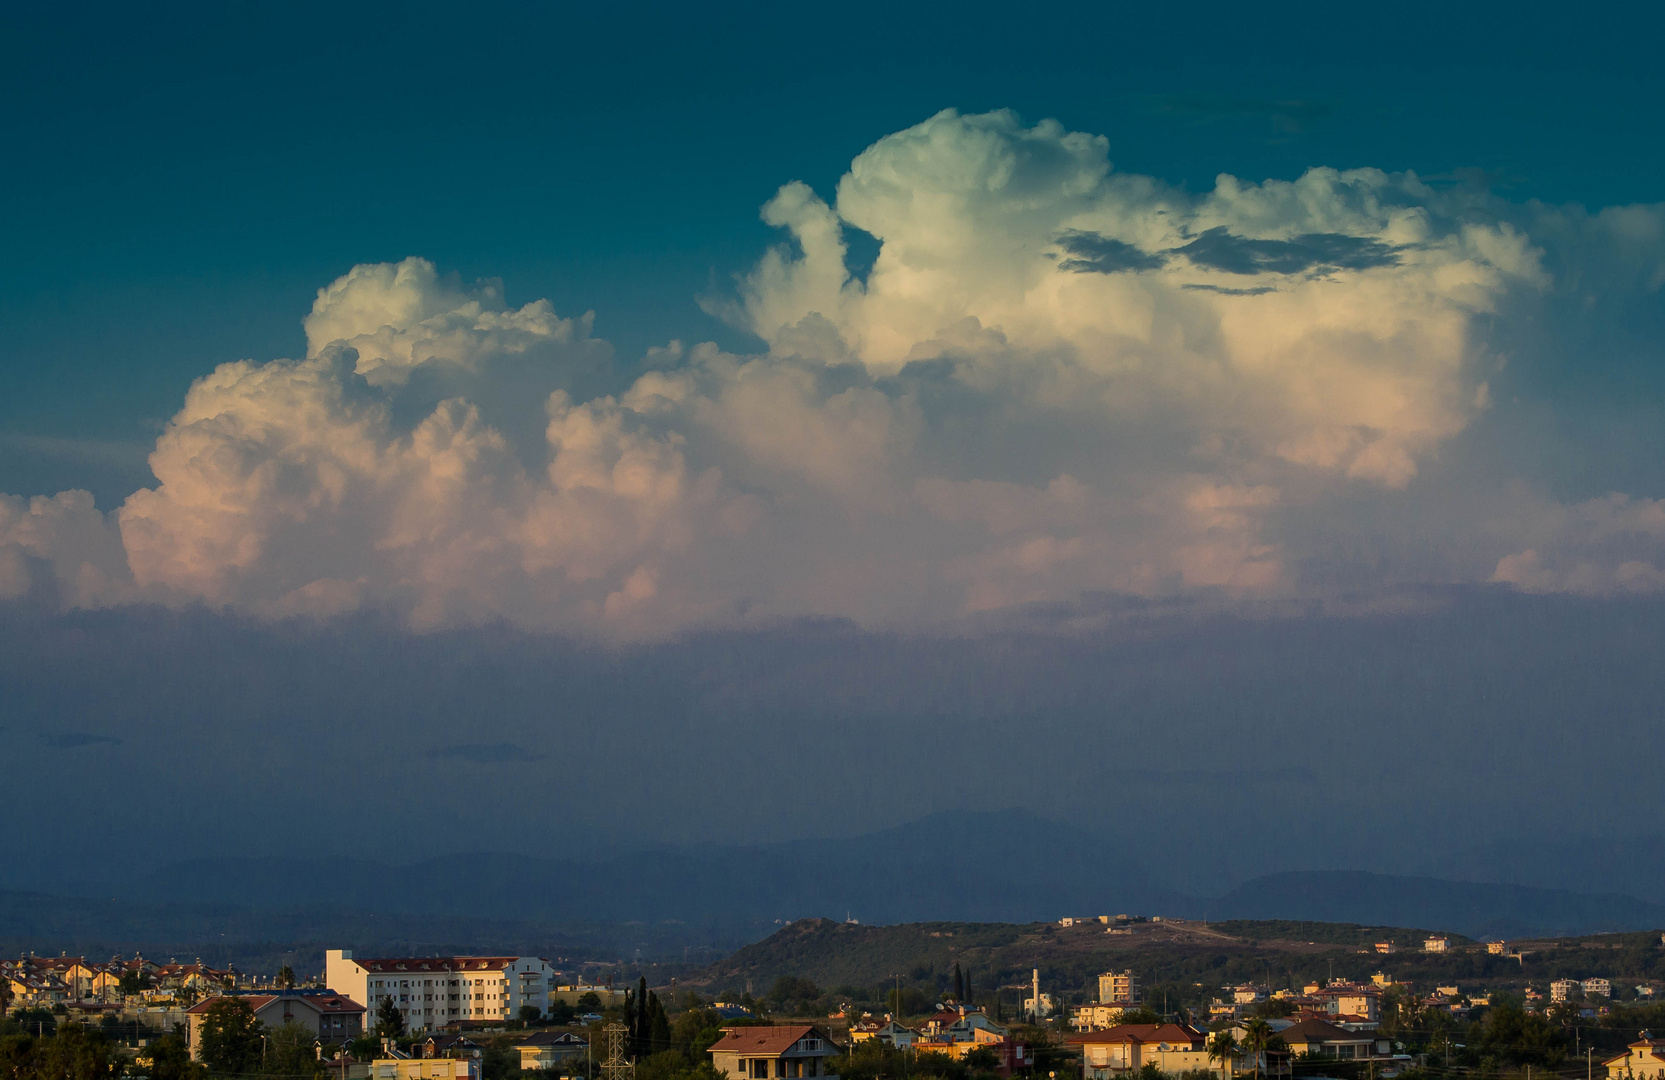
[695, 917, 1665, 1014]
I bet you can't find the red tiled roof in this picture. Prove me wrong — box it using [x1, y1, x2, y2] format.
[187, 994, 364, 1016]
[1276, 1018, 1373, 1044]
[709, 1026, 833, 1056]
[353, 957, 522, 973]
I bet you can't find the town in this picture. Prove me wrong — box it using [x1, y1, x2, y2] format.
[6, 916, 1665, 1080]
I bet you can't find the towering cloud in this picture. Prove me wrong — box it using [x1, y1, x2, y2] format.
[4, 109, 1663, 635]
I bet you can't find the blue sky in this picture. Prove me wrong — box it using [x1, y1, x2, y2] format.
[5, 1, 1664, 502]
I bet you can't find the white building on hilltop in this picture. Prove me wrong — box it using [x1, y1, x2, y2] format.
[326, 951, 558, 1032]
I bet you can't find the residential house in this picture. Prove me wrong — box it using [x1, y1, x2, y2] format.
[911, 1008, 1029, 1074]
[1487, 942, 1509, 955]
[186, 992, 365, 1059]
[550, 985, 626, 1009]
[1068, 1023, 1211, 1080]
[1552, 980, 1580, 1003]
[1604, 1033, 1665, 1079]
[419, 1035, 481, 1060]
[155, 962, 238, 994]
[1312, 984, 1381, 1023]
[1585, 980, 1612, 998]
[1073, 1005, 1133, 1032]
[6, 972, 68, 1008]
[911, 1035, 1032, 1075]
[920, 1007, 1006, 1041]
[514, 1032, 588, 1070]
[1423, 938, 1450, 954]
[1276, 1018, 1392, 1061]
[327, 951, 558, 1032]
[1374, 942, 1396, 955]
[847, 1019, 917, 1047]
[708, 1025, 839, 1080]
[370, 1057, 482, 1080]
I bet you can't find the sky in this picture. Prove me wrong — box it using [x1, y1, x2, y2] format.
[2, 2, 1665, 893]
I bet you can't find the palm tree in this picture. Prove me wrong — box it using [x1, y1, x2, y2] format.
[1208, 1028, 1240, 1080]
[1241, 1019, 1273, 1080]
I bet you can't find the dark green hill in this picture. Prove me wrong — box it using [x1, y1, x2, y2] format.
[696, 916, 1665, 1008]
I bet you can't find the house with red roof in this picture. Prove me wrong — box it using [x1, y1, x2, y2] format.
[708, 1024, 840, 1080]
[1604, 1032, 1665, 1079]
[1067, 1023, 1210, 1079]
[185, 992, 365, 1060]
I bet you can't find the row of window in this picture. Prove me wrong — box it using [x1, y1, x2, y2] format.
[372, 979, 505, 989]
[393, 1007, 506, 1015]
[374, 992, 503, 1001]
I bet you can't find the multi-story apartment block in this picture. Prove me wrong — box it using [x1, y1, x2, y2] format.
[326, 951, 557, 1032]
[1550, 979, 1579, 1002]
[1423, 937, 1450, 954]
[1098, 972, 1139, 1004]
[1583, 978, 1611, 998]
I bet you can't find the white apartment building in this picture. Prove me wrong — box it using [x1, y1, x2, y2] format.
[326, 951, 558, 1032]
[1583, 978, 1612, 997]
[1423, 937, 1450, 954]
[1550, 979, 1579, 1002]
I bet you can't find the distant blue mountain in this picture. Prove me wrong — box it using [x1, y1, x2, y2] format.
[1206, 870, 1665, 940]
[25, 811, 1663, 945]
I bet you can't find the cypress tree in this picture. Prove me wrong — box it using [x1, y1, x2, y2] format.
[650, 992, 671, 1053]
[636, 977, 649, 1056]
[952, 962, 963, 1003]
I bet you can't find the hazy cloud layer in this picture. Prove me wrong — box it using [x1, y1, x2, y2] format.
[3, 109, 1664, 636]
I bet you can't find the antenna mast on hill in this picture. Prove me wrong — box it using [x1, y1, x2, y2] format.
[601, 1022, 635, 1080]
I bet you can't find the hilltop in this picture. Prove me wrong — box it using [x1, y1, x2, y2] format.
[695, 916, 1665, 1007]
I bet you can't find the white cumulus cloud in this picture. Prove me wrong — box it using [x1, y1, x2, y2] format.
[4, 110, 1664, 635]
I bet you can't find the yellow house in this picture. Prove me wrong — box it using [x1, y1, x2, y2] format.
[1068, 1024, 1211, 1079]
[1073, 1005, 1132, 1031]
[1604, 1034, 1665, 1079]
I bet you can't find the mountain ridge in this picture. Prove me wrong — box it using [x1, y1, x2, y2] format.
[11, 812, 1663, 945]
